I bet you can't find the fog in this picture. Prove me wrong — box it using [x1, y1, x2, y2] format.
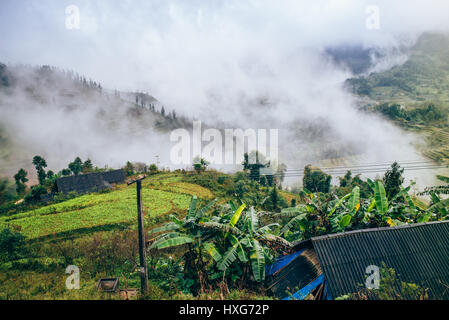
[1, 0, 449, 187]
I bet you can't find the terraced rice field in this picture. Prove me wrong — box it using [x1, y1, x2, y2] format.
[416, 126, 449, 163]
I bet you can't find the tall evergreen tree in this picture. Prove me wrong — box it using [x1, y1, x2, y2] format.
[14, 168, 28, 195]
[383, 162, 404, 199]
[32, 156, 47, 185]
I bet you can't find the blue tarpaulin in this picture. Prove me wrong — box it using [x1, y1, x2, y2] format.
[282, 274, 325, 300]
[265, 249, 305, 276]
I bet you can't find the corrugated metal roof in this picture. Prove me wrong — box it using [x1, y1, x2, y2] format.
[311, 221, 449, 299]
[56, 169, 125, 195]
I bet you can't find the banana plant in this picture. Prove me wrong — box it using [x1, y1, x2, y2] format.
[149, 196, 218, 250]
[278, 179, 436, 239]
[148, 196, 224, 292]
[428, 193, 449, 221]
[200, 203, 290, 282]
[150, 197, 288, 284]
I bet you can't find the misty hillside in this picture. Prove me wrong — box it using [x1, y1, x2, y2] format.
[0, 61, 430, 186]
[325, 46, 384, 75]
[0, 64, 190, 177]
[347, 33, 449, 105]
[342, 33, 449, 164]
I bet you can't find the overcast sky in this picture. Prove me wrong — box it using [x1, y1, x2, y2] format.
[1, 0, 449, 93]
[1, 0, 448, 184]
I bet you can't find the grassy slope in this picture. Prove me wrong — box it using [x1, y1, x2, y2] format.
[0, 172, 215, 299]
[0, 173, 213, 240]
[0, 172, 294, 300]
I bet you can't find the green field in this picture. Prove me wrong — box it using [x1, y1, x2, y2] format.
[0, 173, 213, 239]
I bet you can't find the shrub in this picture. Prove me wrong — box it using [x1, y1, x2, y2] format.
[0, 228, 27, 262]
[24, 185, 47, 203]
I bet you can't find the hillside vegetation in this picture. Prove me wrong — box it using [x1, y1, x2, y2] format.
[346, 33, 449, 163]
[348, 33, 449, 105]
[0, 160, 448, 300]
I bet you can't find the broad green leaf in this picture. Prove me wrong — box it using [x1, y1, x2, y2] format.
[187, 196, 198, 219]
[169, 214, 183, 226]
[195, 198, 217, 219]
[148, 222, 179, 235]
[418, 212, 432, 223]
[348, 186, 360, 212]
[230, 235, 248, 263]
[430, 193, 441, 205]
[217, 243, 239, 271]
[403, 193, 416, 210]
[328, 193, 351, 217]
[248, 207, 258, 234]
[367, 178, 375, 192]
[250, 239, 265, 282]
[339, 214, 352, 228]
[303, 187, 312, 195]
[257, 223, 280, 234]
[151, 232, 181, 244]
[374, 181, 388, 215]
[230, 203, 246, 228]
[429, 198, 449, 213]
[281, 213, 307, 234]
[367, 198, 376, 213]
[279, 206, 307, 217]
[151, 236, 194, 249]
[391, 186, 411, 202]
[203, 242, 222, 263]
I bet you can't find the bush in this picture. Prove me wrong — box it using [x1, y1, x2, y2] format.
[24, 185, 47, 203]
[0, 228, 27, 262]
[0, 178, 17, 205]
[303, 165, 331, 193]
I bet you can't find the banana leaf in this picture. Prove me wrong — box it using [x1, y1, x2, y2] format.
[250, 239, 265, 282]
[151, 236, 194, 250]
[374, 181, 388, 215]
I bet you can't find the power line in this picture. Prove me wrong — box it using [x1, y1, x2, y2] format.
[249, 163, 448, 178]
[282, 161, 437, 172]
[283, 165, 446, 175]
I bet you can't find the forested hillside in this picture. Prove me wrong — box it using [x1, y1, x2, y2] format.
[0, 64, 189, 177]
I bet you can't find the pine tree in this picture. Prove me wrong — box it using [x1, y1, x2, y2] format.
[383, 162, 404, 199]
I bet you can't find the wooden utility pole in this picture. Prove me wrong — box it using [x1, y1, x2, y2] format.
[128, 175, 148, 294]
